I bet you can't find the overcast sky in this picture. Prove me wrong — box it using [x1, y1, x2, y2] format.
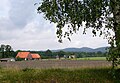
[0, 0, 110, 51]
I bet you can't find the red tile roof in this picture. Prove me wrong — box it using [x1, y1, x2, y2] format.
[16, 52, 30, 58]
[31, 54, 40, 59]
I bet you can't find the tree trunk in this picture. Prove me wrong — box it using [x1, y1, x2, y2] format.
[110, 0, 120, 68]
[2, 52, 4, 58]
[113, 2, 120, 50]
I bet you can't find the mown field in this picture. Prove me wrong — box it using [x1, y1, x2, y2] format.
[0, 59, 120, 83]
[0, 59, 111, 69]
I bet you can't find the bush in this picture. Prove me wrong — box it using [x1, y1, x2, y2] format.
[16, 57, 24, 61]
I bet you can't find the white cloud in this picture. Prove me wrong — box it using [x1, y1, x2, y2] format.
[0, 0, 110, 51]
[9, 0, 36, 27]
[0, 0, 10, 17]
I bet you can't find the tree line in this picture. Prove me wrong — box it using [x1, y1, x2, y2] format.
[0, 45, 106, 59]
[36, 50, 107, 59]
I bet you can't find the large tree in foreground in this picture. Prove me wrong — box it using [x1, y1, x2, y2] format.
[37, 0, 120, 68]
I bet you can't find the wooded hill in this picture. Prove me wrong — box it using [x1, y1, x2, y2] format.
[52, 47, 108, 52]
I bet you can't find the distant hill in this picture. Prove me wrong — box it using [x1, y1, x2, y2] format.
[52, 47, 108, 53]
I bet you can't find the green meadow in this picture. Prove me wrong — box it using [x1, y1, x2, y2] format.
[77, 57, 106, 60]
[0, 68, 120, 83]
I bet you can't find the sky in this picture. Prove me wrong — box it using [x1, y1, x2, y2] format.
[0, 0, 110, 51]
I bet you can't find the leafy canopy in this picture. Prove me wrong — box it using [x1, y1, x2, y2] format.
[37, 0, 120, 69]
[37, 0, 113, 42]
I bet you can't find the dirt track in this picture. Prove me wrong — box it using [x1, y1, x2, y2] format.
[0, 60, 111, 69]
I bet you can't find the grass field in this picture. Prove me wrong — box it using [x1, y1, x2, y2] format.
[77, 57, 106, 60]
[0, 59, 119, 83]
[0, 68, 120, 83]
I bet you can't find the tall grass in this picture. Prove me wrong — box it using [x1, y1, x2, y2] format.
[0, 68, 120, 83]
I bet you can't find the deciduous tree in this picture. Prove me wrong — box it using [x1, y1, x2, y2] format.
[45, 49, 53, 58]
[0, 44, 13, 58]
[37, 0, 120, 68]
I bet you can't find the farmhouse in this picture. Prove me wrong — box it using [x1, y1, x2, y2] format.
[31, 53, 41, 60]
[16, 52, 41, 60]
[16, 52, 32, 60]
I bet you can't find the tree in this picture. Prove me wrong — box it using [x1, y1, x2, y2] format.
[0, 44, 5, 58]
[37, 0, 120, 69]
[5, 45, 13, 58]
[57, 50, 66, 58]
[45, 49, 53, 58]
[0, 44, 13, 58]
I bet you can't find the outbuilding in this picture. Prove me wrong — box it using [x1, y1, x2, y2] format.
[31, 53, 41, 60]
[0, 58, 15, 62]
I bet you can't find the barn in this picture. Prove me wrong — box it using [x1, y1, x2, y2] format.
[16, 52, 32, 60]
[31, 53, 41, 60]
[16, 52, 41, 60]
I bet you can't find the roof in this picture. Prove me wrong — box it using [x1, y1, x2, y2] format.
[31, 53, 40, 58]
[16, 52, 30, 58]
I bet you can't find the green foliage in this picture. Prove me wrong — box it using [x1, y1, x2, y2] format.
[76, 52, 107, 58]
[0, 44, 15, 58]
[45, 49, 53, 58]
[77, 57, 106, 60]
[0, 68, 120, 83]
[22, 68, 34, 72]
[37, 0, 112, 42]
[22, 50, 106, 59]
[57, 50, 66, 57]
[37, 0, 120, 70]
[16, 56, 23, 61]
